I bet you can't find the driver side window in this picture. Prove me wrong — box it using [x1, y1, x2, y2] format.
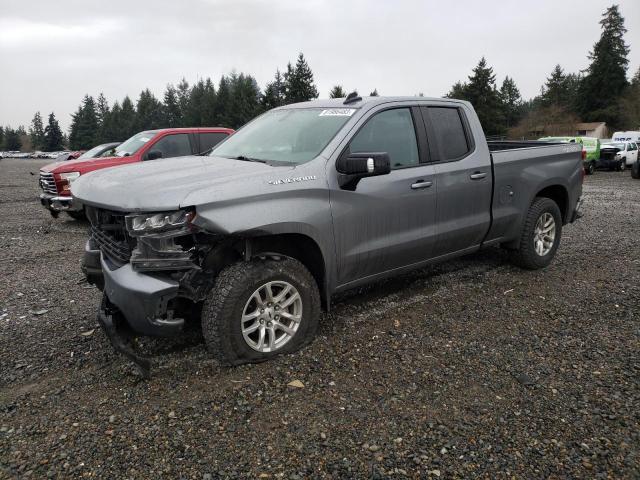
[349, 108, 419, 169]
[148, 134, 192, 159]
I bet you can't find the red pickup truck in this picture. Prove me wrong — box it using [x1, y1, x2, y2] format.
[39, 127, 234, 218]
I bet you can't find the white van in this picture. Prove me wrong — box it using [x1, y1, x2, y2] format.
[612, 131, 640, 142]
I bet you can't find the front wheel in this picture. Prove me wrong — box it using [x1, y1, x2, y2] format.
[202, 258, 320, 366]
[617, 159, 626, 172]
[510, 197, 562, 270]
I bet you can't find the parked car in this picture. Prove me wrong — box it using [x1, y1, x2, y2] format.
[612, 131, 640, 143]
[538, 136, 600, 175]
[597, 141, 638, 171]
[38, 128, 233, 219]
[75, 142, 121, 160]
[55, 151, 85, 161]
[72, 95, 583, 377]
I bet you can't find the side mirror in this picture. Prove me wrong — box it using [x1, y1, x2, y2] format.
[147, 150, 163, 160]
[336, 152, 391, 190]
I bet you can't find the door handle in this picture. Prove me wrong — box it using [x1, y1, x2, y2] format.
[470, 172, 487, 180]
[411, 180, 433, 189]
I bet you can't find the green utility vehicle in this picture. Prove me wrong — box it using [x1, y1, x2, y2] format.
[539, 136, 600, 175]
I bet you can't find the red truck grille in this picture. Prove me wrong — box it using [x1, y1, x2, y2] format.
[39, 171, 58, 194]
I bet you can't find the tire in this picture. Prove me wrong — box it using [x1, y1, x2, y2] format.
[510, 197, 562, 270]
[586, 162, 595, 175]
[202, 257, 321, 366]
[66, 209, 86, 221]
[617, 159, 625, 172]
[631, 161, 640, 179]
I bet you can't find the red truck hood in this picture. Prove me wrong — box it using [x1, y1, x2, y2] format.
[41, 155, 138, 174]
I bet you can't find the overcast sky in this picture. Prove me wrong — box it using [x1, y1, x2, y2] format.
[1, 0, 639, 131]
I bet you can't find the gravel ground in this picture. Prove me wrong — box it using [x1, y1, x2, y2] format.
[1, 158, 638, 479]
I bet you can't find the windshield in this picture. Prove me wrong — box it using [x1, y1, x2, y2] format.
[211, 108, 356, 164]
[114, 131, 156, 157]
[78, 144, 110, 159]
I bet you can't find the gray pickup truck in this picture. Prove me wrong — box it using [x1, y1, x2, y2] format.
[73, 95, 583, 376]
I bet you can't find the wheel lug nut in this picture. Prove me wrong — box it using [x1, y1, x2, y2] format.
[260, 308, 265, 313]
[275, 315, 279, 320]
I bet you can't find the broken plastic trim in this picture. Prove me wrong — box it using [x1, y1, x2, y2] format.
[97, 295, 152, 379]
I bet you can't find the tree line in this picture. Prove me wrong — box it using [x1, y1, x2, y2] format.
[2, 5, 638, 152]
[446, 5, 638, 138]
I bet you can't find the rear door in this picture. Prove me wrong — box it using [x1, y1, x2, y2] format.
[421, 105, 493, 257]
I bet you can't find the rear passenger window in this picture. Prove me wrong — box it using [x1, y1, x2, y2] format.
[426, 107, 471, 160]
[349, 108, 419, 169]
[199, 132, 229, 153]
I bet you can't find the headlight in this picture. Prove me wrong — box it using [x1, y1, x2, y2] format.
[59, 172, 80, 191]
[125, 210, 195, 236]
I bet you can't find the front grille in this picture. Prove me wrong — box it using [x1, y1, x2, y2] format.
[39, 171, 58, 194]
[87, 207, 135, 266]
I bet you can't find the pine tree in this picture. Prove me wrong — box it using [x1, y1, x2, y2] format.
[578, 4, 630, 125]
[541, 65, 568, 107]
[29, 112, 45, 150]
[95, 93, 110, 143]
[369, 89, 379, 97]
[184, 79, 206, 127]
[227, 73, 261, 128]
[4, 127, 22, 151]
[69, 95, 99, 149]
[449, 58, 505, 135]
[261, 70, 286, 111]
[214, 75, 232, 127]
[284, 53, 319, 103]
[103, 100, 122, 141]
[500, 76, 523, 129]
[0, 126, 4, 150]
[329, 85, 346, 98]
[136, 89, 164, 130]
[163, 84, 182, 127]
[201, 78, 218, 125]
[119, 96, 137, 138]
[177, 78, 190, 127]
[44, 113, 64, 151]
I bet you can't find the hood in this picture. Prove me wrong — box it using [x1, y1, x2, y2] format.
[71, 155, 293, 211]
[40, 155, 137, 174]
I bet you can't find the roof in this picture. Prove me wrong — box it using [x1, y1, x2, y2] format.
[575, 122, 606, 130]
[281, 96, 464, 110]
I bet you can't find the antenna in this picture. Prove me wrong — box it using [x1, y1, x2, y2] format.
[343, 92, 362, 105]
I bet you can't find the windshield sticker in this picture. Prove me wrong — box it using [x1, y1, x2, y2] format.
[139, 137, 150, 143]
[319, 109, 356, 117]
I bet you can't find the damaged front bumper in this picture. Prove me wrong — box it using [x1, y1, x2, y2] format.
[39, 193, 80, 212]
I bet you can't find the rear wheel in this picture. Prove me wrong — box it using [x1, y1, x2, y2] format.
[617, 159, 626, 172]
[202, 257, 320, 366]
[586, 162, 595, 175]
[631, 161, 640, 179]
[510, 197, 562, 270]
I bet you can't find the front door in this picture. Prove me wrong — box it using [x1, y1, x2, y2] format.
[329, 106, 438, 286]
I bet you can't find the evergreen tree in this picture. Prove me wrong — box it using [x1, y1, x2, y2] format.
[43, 113, 64, 151]
[500, 76, 523, 129]
[227, 73, 261, 128]
[176, 78, 190, 126]
[29, 112, 45, 150]
[578, 4, 630, 125]
[69, 95, 99, 149]
[0, 126, 4, 149]
[541, 65, 568, 107]
[136, 88, 164, 130]
[95, 93, 110, 143]
[119, 96, 138, 138]
[448, 58, 505, 135]
[184, 79, 207, 127]
[261, 70, 286, 111]
[369, 89, 379, 97]
[4, 127, 22, 151]
[163, 84, 182, 127]
[102, 100, 122, 141]
[329, 85, 346, 98]
[214, 75, 232, 127]
[284, 53, 319, 103]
